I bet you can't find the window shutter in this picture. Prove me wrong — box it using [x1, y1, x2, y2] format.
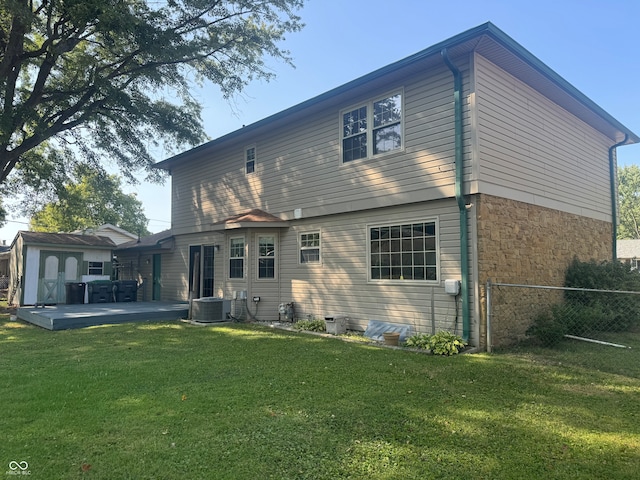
[104, 261, 113, 277]
[82, 261, 89, 275]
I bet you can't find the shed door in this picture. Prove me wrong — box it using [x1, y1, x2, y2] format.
[38, 251, 83, 304]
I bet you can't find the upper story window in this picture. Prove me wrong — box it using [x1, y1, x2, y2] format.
[300, 232, 321, 264]
[245, 146, 256, 174]
[257, 235, 276, 279]
[229, 237, 245, 279]
[369, 220, 438, 282]
[342, 91, 403, 163]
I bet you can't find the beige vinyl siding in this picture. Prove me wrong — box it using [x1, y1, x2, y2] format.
[474, 53, 613, 220]
[169, 63, 472, 235]
[279, 199, 468, 335]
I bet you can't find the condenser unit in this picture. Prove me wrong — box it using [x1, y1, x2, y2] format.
[190, 297, 232, 322]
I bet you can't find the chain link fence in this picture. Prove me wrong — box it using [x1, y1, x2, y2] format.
[486, 281, 640, 350]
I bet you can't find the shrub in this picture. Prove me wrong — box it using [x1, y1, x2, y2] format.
[426, 331, 467, 356]
[564, 258, 640, 332]
[404, 333, 431, 350]
[293, 319, 326, 332]
[526, 306, 569, 346]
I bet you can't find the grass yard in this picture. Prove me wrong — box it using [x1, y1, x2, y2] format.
[1, 310, 639, 479]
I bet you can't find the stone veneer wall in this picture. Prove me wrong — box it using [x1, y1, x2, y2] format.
[475, 194, 612, 348]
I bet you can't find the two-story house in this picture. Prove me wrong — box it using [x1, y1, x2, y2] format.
[148, 23, 638, 348]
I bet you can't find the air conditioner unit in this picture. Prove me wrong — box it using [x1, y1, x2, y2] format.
[190, 297, 231, 322]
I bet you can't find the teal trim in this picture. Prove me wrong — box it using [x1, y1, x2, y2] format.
[442, 48, 470, 342]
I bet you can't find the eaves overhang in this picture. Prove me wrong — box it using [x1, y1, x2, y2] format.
[154, 22, 638, 172]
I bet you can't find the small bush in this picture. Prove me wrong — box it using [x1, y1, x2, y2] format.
[293, 319, 326, 332]
[526, 307, 568, 346]
[404, 333, 431, 350]
[426, 331, 467, 356]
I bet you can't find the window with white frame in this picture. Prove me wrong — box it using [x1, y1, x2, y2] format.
[342, 91, 403, 163]
[229, 237, 245, 279]
[369, 221, 437, 281]
[245, 146, 256, 174]
[257, 235, 276, 279]
[300, 232, 321, 264]
[88, 261, 104, 275]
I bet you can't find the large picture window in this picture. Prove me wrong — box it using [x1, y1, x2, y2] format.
[369, 221, 437, 281]
[258, 235, 276, 279]
[229, 237, 245, 279]
[342, 92, 403, 163]
[300, 232, 321, 264]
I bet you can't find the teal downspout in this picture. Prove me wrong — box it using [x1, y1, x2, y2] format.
[441, 48, 470, 342]
[609, 134, 628, 263]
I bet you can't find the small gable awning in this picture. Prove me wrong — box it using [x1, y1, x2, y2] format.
[211, 209, 289, 231]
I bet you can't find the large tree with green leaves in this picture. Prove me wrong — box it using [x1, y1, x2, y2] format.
[618, 164, 640, 239]
[30, 165, 150, 235]
[0, 198, 5, 227]
[0, 0, 304, 191]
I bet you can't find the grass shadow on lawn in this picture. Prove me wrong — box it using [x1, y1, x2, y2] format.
[1, 315, 639, 479]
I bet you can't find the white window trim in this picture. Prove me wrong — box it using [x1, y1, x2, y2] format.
[88, 261, 104, 276]
[366, 217, 440, 284]
[228, 236, 246, 280]
[256, 233, 277, 281]
[299, 230, 322, 265]
[340, 88, 405, 164]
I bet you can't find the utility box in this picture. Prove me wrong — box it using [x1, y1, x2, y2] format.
[324, 314, 348, 335]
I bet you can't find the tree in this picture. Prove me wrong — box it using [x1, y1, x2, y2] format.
[0, 0, 304, 189]
[29, 165, 150, 236]
[618, 164, 640, 239]
[0, 197, 5, 227]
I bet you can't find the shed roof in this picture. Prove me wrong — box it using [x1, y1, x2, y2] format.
[15, 231, 115, 249]
[155, 22, 638, 172]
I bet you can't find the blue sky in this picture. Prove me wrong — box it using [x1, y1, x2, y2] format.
[2, 0, 639, 242]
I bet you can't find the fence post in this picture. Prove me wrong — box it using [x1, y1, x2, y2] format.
[486, 279, 492, 353]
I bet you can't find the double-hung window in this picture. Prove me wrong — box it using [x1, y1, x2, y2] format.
[258, 235, 276, 279]
[300, 232, 321, 264]
[369, 221, 437, 281]
[245, 146, 256, 174]
[342, 91, 403, 163]
[88, 261, 104, 275]
[229, 237, 245, 279]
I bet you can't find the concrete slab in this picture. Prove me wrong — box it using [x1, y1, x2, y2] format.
[17, 302, 189, 330]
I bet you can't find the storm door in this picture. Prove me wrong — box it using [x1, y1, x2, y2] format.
[38, 251, 83, 304]
[152, 254, 162, 300]
[188, 245, 215, 299]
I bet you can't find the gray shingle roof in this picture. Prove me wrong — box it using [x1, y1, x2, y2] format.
[18, 231, 115, 248]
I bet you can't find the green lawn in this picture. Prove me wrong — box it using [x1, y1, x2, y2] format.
[1, 313, 639, 479]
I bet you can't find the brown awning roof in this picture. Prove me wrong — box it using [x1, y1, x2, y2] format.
[211, 209, 289, 230]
